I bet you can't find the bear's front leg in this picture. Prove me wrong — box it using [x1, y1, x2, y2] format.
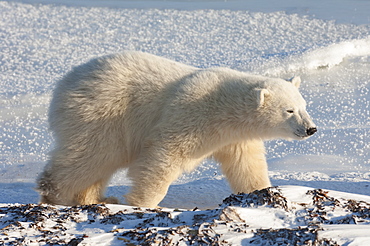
[214, 139, 271, 193]
[125, 155, 183, 208]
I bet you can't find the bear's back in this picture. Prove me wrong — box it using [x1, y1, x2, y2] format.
[48, 52, 198, 158]
[50, 51, 197, 121]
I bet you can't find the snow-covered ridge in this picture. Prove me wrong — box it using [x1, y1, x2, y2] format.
[1, 186, 369, 245]
[263, 37, 370, 75]
[303, 37, 370, 69]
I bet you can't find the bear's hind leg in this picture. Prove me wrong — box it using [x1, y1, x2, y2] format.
[37, 153, 121, 206]
[74, 178, 119, 205]
[61, 163, 121, 205]
[214, 139, 271, 194]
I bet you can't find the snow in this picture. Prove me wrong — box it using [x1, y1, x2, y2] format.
[2, 187, 370, 245]
[0, 0, 369, 244]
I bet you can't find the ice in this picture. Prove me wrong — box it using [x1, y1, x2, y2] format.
[0, 0, 370, 244]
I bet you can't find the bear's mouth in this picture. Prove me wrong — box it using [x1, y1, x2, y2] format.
[294, 132, 309, 139]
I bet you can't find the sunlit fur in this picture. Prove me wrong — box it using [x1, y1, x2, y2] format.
[37, 51, 316, 207]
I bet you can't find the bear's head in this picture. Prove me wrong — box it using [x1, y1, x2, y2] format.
[255, 76, 317, 140]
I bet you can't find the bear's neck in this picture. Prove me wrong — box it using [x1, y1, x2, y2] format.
[199, 80, 263, 144]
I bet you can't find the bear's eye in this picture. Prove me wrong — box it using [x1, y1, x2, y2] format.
[286, 109, 294, 114]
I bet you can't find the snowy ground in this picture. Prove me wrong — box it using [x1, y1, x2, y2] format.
[2, 187, 370, 245]
[0, 0, 369, 245]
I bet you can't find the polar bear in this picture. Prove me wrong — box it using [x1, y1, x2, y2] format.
[37, 51, 316, 207]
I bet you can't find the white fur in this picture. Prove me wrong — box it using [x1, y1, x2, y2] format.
[37, 51, 316, 207]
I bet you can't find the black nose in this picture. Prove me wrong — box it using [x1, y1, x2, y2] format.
[306, 127, 317, 136]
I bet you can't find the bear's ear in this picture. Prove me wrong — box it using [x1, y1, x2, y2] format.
[256, 88, 270, 107]
[287, 76, 301, 88]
